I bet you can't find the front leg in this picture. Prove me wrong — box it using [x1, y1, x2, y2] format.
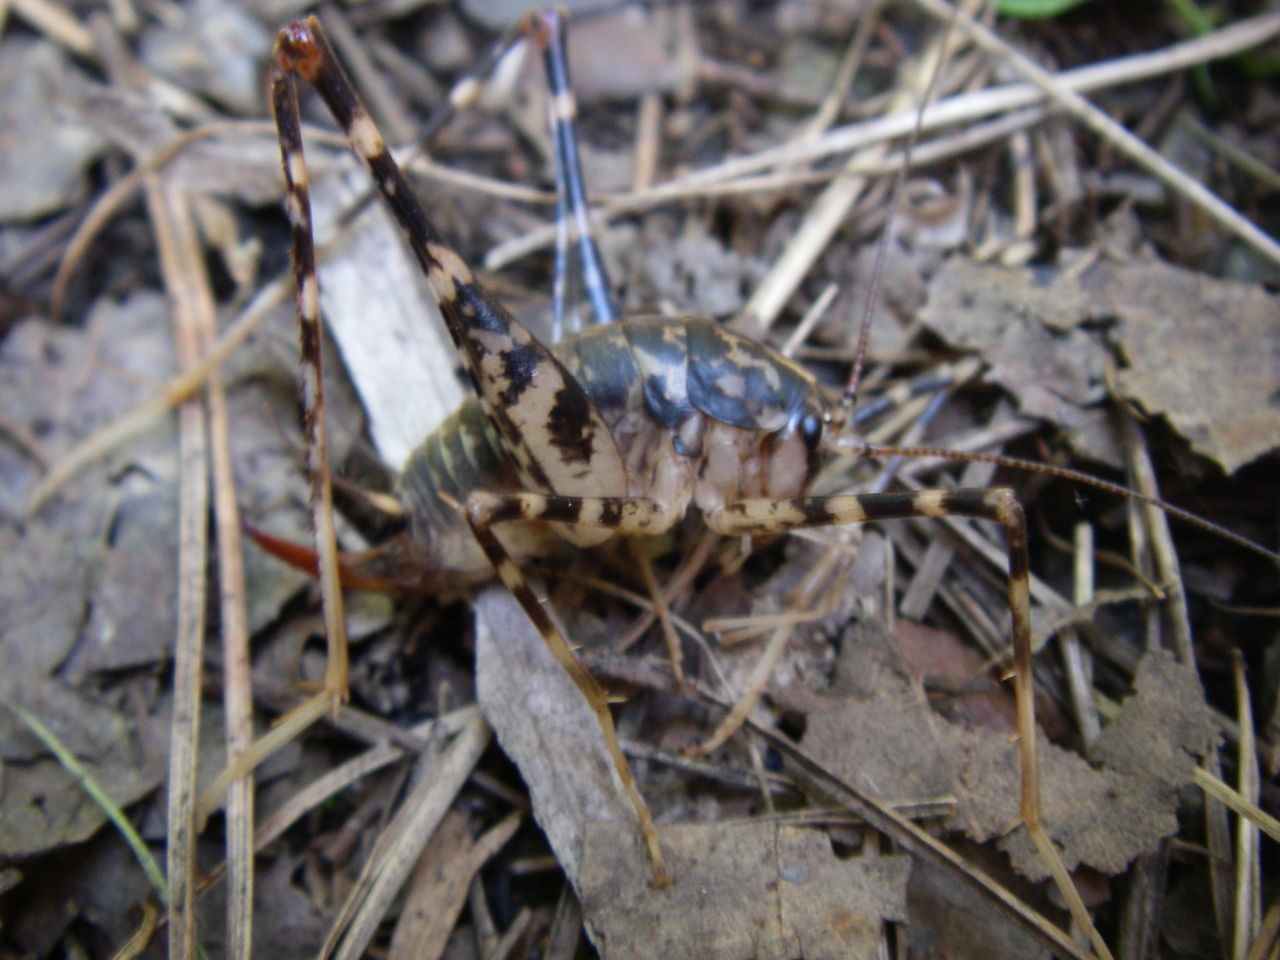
[708, 487, 1113, 960]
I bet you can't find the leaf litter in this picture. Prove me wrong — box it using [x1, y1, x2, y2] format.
[797, 619, 1218, 883]
[479, 582, 911, 960]
[0, 298, 174, 859]
[918, 247, 1280, 473]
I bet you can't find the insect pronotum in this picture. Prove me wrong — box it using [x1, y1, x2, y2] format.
[265, 9, 1278, 958]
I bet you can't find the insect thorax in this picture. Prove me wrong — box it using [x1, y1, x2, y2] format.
[396, 315, 828, 583]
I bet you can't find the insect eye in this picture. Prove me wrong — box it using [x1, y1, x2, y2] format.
[799, 411, 823, 448]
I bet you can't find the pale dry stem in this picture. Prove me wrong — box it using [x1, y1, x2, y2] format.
[322, 709, 491, 960]
[144, 173, 210, 960]
[1231, 652, 1261, 959]
[483, 11, 1280, 276]
[911, 0, 1280, 267]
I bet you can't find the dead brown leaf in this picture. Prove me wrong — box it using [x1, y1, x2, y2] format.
[139, 2, 272, 115]
[637, 226, 768, 318]
[799, 619, 1218, 882]
[0, 40, 104, 220]
[0, 301, 175, 857]
[1098, 259, 1280, 473]
[477, 586, 911, 959]
[580, 821, 909, 960]
[906, 841, 1051, 960]
[917, 256, 1118, 463]
[917, 254, 1280, 473]
[2, 831, 153, 955]
[474, 586, 643, 890]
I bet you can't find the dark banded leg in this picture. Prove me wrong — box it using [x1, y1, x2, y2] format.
[708, 487, 1108, 960]
[323, 17, 528, 235]
[271, 17, 667, 884]
[270, 37, 349, 702]
[273, 19, 627, 512]
[371, 8, 616, 337]
[269, 13, 612, 708]
[465, 489, 682, 886]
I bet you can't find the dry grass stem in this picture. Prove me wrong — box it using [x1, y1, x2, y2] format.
[323, 709, 490, 960]
[1232, 652, 1261, 960]
[913, 0, 1280, 266]
[145, 173, 209, 960]
[11, 0, 95, 55]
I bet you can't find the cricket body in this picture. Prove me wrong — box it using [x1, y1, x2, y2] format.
[393, 314, 827, 595]
[271, 12, 1114, 953]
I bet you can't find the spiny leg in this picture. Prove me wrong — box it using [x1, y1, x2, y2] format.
[272, 17, 670, 882]
[383, 7, 617, 337]
[272, 18, 628, 508]
[269, 40, 349, 702]
[708, 487, 1114, 960]
[318, 16, 532, 237]
[465, 489, 684, 886]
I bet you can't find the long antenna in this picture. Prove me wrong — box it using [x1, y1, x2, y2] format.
[837, 438, 1280, 565]
[836, 3, 962, 431]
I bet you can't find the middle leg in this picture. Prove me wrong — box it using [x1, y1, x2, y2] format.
[465, 489, 683, 886]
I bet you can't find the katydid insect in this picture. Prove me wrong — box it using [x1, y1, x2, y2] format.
[263, 9, 1278, 957]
